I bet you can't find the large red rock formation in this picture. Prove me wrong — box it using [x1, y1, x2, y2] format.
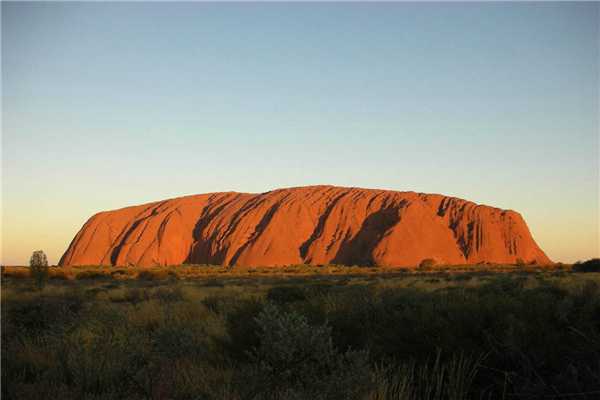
[59, 186, 551, 267]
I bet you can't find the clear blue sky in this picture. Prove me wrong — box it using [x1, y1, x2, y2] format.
[2, 2, 598, 265]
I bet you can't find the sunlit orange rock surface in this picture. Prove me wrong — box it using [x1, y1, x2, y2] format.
[59, 186, 551, 267]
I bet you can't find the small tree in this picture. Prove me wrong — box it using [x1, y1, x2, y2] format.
[30, 250, 49, 290]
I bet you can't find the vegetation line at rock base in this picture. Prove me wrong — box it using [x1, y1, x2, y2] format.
[1, 261, 584, 283]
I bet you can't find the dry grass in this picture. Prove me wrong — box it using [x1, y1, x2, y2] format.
[1, 262, 564, 283]
[2, 269, 600, 399]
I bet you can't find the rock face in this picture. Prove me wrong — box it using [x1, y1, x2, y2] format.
[59, 186, 551, 267]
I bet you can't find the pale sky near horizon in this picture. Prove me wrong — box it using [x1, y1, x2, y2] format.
[2, 2, 598, 265]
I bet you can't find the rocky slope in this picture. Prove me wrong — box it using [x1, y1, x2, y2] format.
[59, 186, 551, 267]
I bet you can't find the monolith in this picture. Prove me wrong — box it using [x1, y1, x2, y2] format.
[59, 186, 551, 267]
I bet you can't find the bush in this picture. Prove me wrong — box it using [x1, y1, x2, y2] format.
[49, 270, 69, 281]
[3, 291, 85, 334]
[243, 303, 370, 399]
[419, 258, 436, 269]
[29, 250, 49, 290]
[110, 269, 128, 279]
[75, 270, 108, 280]
[2, 268, 30, 279]
[266, 285, 306, 304]
[572, 258, 600, 272]
[451, 274, 473, 282]
[137, 270, 159, 280]
[137, 270, 176, 281]
[152, 286, 184, 303]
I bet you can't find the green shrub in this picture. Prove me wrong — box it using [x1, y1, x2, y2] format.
[451, 274, 473, 282]
[203, 278, 225, 287]
[243, 303, 370, 399]
[110, 269, 128, 278]
[137, 270, 174, 281]
[120, 288, 149, 304]
[221, 297, 265, 361]
[75, 270, 108, 280]
[3, 268, 31, 279]
[3, 292, 84, 335]
[152, 286, 184, 303]
[137, 270, 158, 280]
[266, 285, 306, 304]
[419, 258, 436, 269]
[49, 270, 69, 281]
